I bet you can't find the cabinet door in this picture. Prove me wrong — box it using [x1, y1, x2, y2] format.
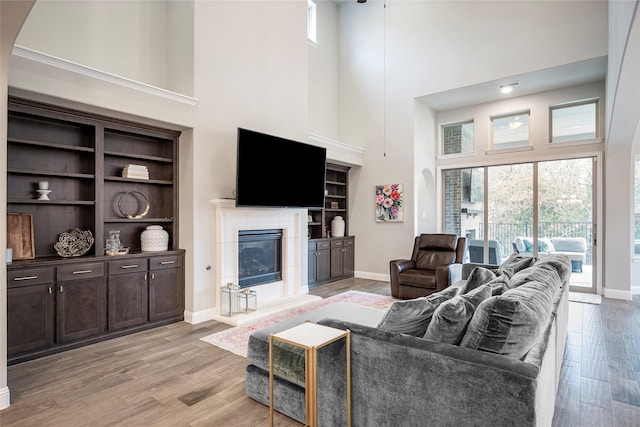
[317, 247, 331, 283]
[108, 272, 148, 330]
[330, 239, 344, 278]
[57, 277, 107, 342]
[7, 284, 54, 355]
[343, 239, 355, 278]
[149, 268, 184, 321]
[308, 242, 318, 287]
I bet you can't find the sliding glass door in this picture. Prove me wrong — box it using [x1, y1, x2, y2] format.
[537, 158, 594, 292]
[443, 157, 595, 292]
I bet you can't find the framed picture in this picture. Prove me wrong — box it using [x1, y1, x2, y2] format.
[375, 183, 404, 222]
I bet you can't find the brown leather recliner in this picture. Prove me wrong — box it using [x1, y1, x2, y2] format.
[390, 234, 466, 299]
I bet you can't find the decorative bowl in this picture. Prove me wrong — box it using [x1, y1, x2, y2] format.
[54, 228, 95, 257]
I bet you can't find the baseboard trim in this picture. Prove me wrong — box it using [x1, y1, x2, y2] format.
[632, 286, 640, 295]
[355, 271, 389, 282]
[0, 386, 10, 410]
[603, 287, 633, 300]
[184, 308, 215, 325]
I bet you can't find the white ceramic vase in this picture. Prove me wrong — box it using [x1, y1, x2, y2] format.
[331, 216, 345, 237]
[141, 225, 169, 251]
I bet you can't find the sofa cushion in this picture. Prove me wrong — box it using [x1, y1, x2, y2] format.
[498, 253, 535, 276]
[460, 266, 496, 294]
[424, 284, 492, 344]
[377, 286, 458, 336]
[509, 254, 571, 288]
[398, 269, 436, 288]
[460, 277, 558, 359]
[551, 237, 587, 253]
[487, 274, 511, 295]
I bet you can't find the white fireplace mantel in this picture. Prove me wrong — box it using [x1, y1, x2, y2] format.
[210, 199, 319, 325]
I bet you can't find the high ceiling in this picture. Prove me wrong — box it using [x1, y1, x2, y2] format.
[418, 56, 607, 112]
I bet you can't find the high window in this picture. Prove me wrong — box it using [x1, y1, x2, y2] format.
[441, 121, 474, 155]
[307, 0, 317, 44]
[550, 100, 597, 143]
[491, 111, 530, 150]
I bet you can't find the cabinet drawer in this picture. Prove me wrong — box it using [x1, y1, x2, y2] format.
[108, 258, 148, 275]
[149, 254, 183, 271]
[8, 267, 54, 287]
[57, 262, 104, 282]
[316, 240, 330, 250]
[343, 238, 354, 247]
[331, 239, 343, 248]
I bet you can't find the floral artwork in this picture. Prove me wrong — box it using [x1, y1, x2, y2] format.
[376, 183, 404, 222]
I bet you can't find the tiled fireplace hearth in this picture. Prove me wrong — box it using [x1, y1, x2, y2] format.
[211, 199, 320, 325]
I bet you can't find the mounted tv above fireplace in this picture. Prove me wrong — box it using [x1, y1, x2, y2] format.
[235, 127, 327, 209]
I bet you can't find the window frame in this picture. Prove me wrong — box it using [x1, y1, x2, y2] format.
[549, 98, 599, 144]
[440, 119, 475, 157]
[490, 110, 531, 151]
[307, 0, 317, 45]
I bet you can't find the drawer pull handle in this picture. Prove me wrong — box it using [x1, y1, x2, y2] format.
[14, 276, 38, 281]
[160, 261, 175, 265]
[73, 270, 92, 274]
[121, 264, 139, 269]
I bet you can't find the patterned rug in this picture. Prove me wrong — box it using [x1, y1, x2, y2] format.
[200, 290, 396, 357]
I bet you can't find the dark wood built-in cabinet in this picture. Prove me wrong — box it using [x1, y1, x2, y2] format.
[6, 97, 184, 364]
[307, 163, 355, 287]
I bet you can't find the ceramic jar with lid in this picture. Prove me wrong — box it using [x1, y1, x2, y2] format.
[141, 225, 169, 251]
[331, 216, 345, 237]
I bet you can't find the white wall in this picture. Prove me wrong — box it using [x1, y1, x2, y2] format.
[308, 0, 339, 140]
[0, 0, 36, 410]
[604, 1, 640, 299]
[15, 0, 193, 96]
[338, 0, 608, 278]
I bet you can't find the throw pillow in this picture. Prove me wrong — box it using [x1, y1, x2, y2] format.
[378, 287, 458, 337]
[424, 284, 492, 345]
[460, 266, 497, 294]
[460, 279, 556, 359]
[498, 253, 535, 276]
[538, 238, 556, 253]
[487, 274, 510, 295]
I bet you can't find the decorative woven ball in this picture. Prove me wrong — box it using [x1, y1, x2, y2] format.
[141, 225, 169, 251]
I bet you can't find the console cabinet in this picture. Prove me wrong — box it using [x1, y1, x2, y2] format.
[308, 237, 354, 288]
[7, 251, 185, 364]
[6, 97, 184, 364]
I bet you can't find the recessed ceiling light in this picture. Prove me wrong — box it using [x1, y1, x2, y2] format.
[498, 82, 521, 94]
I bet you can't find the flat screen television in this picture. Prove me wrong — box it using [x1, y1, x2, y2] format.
[235, 127, 327, 209]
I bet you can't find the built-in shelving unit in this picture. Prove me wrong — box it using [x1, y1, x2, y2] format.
[6, 97, 184, 364]
[307, 163, 354, 287]
[308, 163, 350, 239]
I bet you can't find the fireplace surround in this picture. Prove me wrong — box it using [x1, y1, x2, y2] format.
[211, 199, 320, 325]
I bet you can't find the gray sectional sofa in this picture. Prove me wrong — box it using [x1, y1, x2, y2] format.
[245, 254, 572, 426]
[513, 236, 587, 272]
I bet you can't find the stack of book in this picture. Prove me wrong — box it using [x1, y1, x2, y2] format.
[122, 164, 149, 180]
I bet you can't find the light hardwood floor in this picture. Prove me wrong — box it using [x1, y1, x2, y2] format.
[1, 278, 639, 426]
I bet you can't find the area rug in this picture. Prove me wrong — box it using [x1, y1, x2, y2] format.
[569, 292, 602, 305]
[200, 290, 396, 357]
